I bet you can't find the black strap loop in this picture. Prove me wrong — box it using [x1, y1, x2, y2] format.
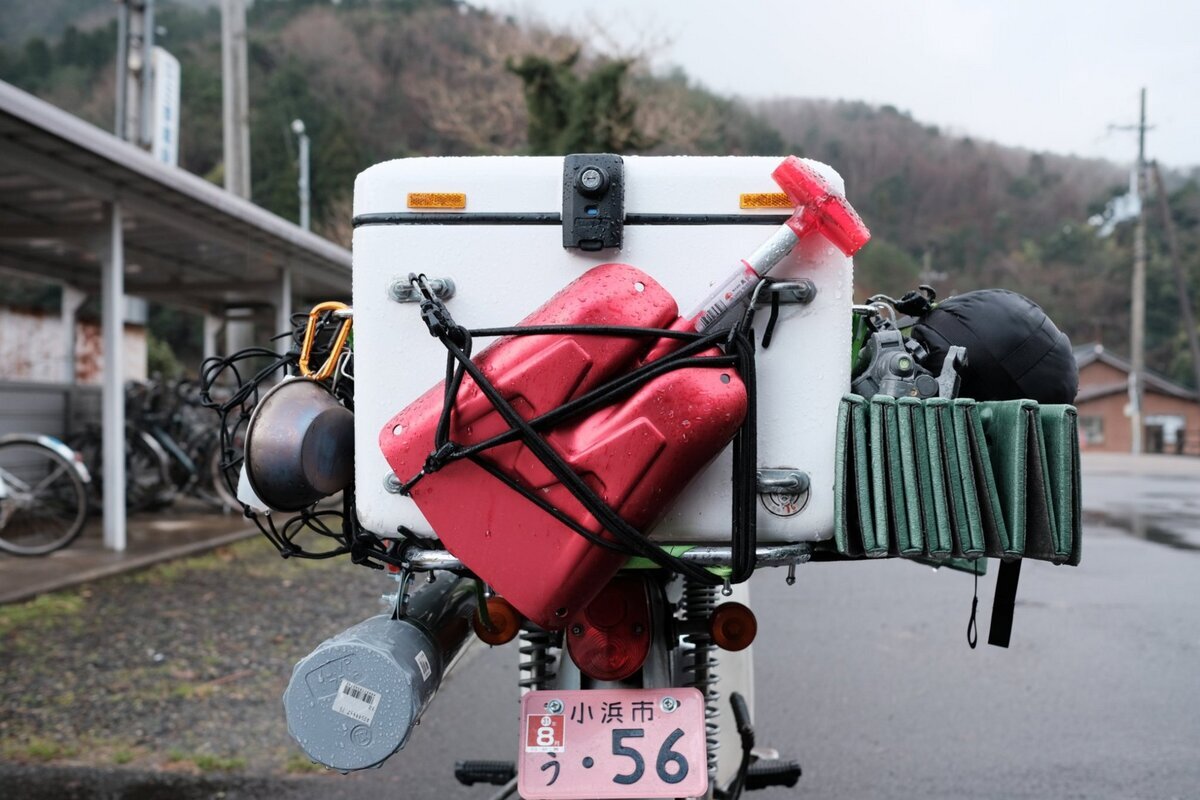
[988, 558, 1022, 648]
[967, 565, 979, 649]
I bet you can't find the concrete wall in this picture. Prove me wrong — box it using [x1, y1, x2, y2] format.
[0, 308, 147, 385]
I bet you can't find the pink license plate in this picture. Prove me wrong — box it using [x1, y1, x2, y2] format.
[518, 688, 708, 800]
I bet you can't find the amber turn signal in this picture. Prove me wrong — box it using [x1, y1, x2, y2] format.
[709, 602, 757, 652]
[473, 596, 523, 646]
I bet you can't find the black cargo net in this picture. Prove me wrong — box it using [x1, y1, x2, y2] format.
[396, 273, 764, 586]
[197, 311, 409, 571]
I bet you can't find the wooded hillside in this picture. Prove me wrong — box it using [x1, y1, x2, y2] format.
[2, 0, 1198, 387]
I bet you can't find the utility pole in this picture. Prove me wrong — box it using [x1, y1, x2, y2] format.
[221, 0, 251, 199]
[1131, 89, 1148, 454]
[1112, 88, 1150, 454]
[114, 1, 155, 146]
[1152, 161, 1200, 395]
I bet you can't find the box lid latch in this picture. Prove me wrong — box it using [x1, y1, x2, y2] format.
[562, 154, 624, 251]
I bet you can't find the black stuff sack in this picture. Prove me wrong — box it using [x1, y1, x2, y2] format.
[910, 289, 1078, 404]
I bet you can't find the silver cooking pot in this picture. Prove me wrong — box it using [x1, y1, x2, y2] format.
[244, 377, 354, 512]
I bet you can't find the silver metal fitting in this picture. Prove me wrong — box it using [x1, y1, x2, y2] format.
[660, 696, 679, 713]
[755, 279, 817, 306]
[755, 469, 810, 495]
[383, 472, 404, 494]
[389, 277, 456, 303]
[545, 699, 564, 714]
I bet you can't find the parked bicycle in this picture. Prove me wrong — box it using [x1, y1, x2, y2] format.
[0, 433, 91, 555]
[69, 379, 240, 514]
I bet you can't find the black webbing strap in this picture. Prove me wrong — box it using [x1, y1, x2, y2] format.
[987, 558, 1022, 648]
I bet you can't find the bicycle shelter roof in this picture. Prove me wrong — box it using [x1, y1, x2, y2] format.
[0, 79, 353, 553]
[0, 80, 351, 313]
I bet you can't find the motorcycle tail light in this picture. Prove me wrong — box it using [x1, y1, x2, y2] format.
[709, 601, 757, 652]
[566, 576, 652, 682]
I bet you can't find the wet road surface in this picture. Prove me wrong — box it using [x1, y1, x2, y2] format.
[4, 454, 1198, 799]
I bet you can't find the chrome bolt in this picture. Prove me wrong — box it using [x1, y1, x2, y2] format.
[660, 696, 678, 713]
[545, 699, 564, 714]
[383, 472, 404, 494]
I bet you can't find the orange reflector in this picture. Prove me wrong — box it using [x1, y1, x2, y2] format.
[709, 602, 757, 651]
[407, 192, 467, 209]
[739, 192, 792, 209]
[473, 596, 523, 646]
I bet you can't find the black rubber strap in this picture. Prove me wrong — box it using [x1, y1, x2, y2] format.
[988, 558, 1022, 648]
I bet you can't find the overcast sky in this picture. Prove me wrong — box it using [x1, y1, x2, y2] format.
[470, 0, 1199, 169]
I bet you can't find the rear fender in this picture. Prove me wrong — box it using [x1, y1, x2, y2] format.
[0, 433, 92, 484]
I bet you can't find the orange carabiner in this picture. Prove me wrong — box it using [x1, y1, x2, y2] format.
[299, 301, 352, 381]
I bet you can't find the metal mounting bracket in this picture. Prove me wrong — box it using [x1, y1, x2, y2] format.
[389, 277, 456, 303]
[754, 280, 817, 306]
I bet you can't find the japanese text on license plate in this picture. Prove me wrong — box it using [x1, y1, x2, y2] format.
[518, 688, 708, 800]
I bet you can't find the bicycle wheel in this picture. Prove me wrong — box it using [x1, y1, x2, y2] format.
[205, 439, 242, 512]
[65, 428, 174, 513]
[127, 431, 176, 512]
[0, 440, 88, 556]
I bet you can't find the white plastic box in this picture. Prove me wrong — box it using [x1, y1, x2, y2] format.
[352, 156, 854, 544]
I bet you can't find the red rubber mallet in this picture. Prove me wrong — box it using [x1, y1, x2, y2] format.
[643, 156, 871, 361]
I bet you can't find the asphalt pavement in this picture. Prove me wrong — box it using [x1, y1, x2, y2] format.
[3, 453, 1198, 799]
[302, 454, 1200, 800]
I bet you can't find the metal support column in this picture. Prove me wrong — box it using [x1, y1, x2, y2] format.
[203, 313, 223, 360]
[60, 286, 86, 383]
[99, 204, 127, 552]
[277, 268, 293, 355]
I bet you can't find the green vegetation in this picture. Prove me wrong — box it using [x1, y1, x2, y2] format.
[1, 737, 80, 763]
[508, 52, 651, 155]
[0, 592, 84, 638]
[193, 753, 247, 772]
[285, 753, 325, 774]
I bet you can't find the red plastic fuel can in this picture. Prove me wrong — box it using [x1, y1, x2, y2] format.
[379, 264, 747, 628]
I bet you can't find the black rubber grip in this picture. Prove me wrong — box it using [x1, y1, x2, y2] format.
[745, 759, 802, 790]
[454, 760, 516, 786]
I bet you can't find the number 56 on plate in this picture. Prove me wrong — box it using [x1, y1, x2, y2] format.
[518, 688, 708, 800]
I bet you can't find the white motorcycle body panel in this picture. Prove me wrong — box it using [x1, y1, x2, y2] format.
[352, 156, 854, 544]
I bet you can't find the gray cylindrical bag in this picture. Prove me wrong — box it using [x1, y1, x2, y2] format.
[283, 575, 477, 771]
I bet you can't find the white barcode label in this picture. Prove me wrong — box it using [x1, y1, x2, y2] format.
[331, 679, 381, 726]
[690, 266, 759, 333]
[696, 298, 732, 332]
[415, 650, 432, 681]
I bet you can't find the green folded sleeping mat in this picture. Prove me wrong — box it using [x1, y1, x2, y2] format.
[830, 394, 1082, 567]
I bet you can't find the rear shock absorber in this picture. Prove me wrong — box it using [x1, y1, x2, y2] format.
[518, 628, 559, 691]
[682, 578, 720, 782]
